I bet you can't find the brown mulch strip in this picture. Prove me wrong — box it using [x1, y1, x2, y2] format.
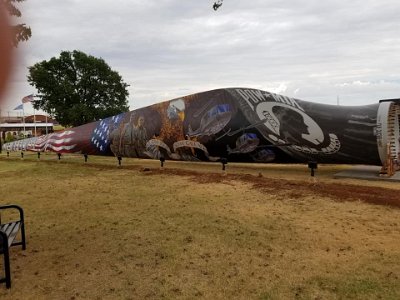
[61, 160, 397, 208]
[142, 167, 400, 209]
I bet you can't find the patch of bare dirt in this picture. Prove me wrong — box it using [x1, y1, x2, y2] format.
[142, 167, 400, 208]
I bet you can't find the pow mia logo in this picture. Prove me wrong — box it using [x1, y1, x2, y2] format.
[236, 89, 341, 155]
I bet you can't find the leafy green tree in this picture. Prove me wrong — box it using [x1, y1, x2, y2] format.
[4, 0, 32, 46]
[28, 50, 130, 127]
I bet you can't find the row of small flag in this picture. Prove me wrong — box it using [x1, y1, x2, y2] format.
[13, 94, 35, 110]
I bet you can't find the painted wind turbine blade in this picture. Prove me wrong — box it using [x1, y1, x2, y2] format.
[3, 88, 399, 170]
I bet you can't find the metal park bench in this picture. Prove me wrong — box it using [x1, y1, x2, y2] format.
[0, 205, 26, 288]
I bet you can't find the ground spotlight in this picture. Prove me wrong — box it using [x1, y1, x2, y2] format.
[160, 155, 165, 169]
[308, 161, 318, 177]
[220, 157, 228, 171]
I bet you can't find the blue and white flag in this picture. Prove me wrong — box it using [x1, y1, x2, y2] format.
[13, 104, 23, 110]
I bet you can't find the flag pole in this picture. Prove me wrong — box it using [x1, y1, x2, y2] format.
[45, 113, 48, 135]
[33, 106, 37, 137]
[22, 103, 26, 138]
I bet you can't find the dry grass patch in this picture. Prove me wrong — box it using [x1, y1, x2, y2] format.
[0, 156, 399, 299]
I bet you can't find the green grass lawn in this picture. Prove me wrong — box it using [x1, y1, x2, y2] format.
[0, 154, 399, 299]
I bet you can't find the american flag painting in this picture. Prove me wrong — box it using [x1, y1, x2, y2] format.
[32, 130, 77, 152]
[3, 131, 77, 153]
[2, 116, 113, 155]
[90, 114, 123, 154]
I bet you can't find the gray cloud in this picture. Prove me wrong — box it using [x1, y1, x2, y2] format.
[2, 0, 400, 114]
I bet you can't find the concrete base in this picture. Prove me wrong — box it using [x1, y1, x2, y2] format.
[334, 165, 400, 182]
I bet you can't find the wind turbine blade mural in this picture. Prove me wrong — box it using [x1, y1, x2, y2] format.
[3, 88, 400, 168]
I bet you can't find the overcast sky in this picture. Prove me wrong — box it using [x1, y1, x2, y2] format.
[2, 0, 400, 115]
